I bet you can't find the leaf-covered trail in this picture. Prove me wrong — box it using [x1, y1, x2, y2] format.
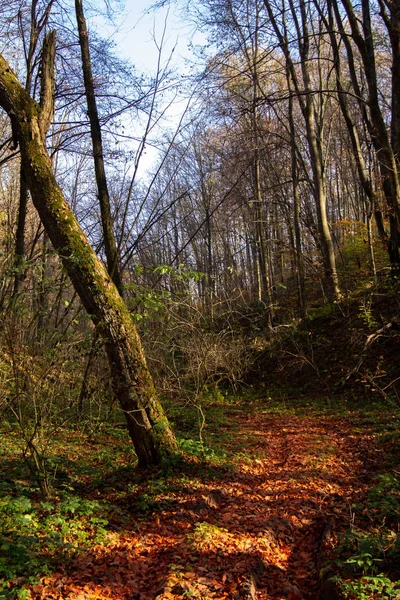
[31, 409, 383, 600]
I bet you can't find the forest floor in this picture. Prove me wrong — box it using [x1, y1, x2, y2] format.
[1, 397, 399, 600]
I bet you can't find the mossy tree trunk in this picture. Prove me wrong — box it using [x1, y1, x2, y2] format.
[0, 52, 177, 467]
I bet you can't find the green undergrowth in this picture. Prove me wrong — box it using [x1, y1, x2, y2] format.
[0, 393, 249, 597]
[333, 471, 400, 599]
[297, 397, 400, 600]
[0, 490, 109, 599]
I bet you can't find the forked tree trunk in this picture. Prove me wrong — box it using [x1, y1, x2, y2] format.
[12, 0, 55, 296]
[0, 52, 177, 467]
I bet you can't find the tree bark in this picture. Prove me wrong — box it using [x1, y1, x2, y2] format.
[288, 87, 306, 318]
[337, 0, 400, 266]
[248, 3, 274, 324]
[74, 0, 123, 294]
[13, 171, 28, 295]
[263, 0, 341, 301]
[321, 0, 386, 238]
[0, 52, 177, 467]
[13, 0, 55, 296]
[381, 1, 400, 160]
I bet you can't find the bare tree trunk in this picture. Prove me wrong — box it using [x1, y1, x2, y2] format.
[337, 0, 400, 266]
[0, 51, 177, 467]
[297, 0, 340, 300]
[75, 0, 123, 294]
[383, 1, 400, 160]
[287, 82, 307, 318]
[13, 171, 28, 295]
[35, 231, 49, 337]
[254, 158, 273, 327]
[322, 0, 388, 247]
[251, 5, 273, 326]
[366, 206, 378, 282]
[263, 0, 341, 301]
[13, 0, 55, 295]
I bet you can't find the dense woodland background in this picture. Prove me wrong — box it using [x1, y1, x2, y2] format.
[0, 0, 400, 598]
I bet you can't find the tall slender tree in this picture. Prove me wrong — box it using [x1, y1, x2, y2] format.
[13, 0, 55, 295]
[262, 0, 341, 301]
[332, 0, 400, 266]
[74, 0, 123, 294]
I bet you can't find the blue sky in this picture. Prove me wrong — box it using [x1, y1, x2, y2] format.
[93, 0, 205, 176]
[101, 0, 201, 75]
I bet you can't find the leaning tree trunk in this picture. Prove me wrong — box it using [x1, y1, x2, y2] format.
[0, 52, 177, 467]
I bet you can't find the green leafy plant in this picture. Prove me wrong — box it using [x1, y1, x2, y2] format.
[358, 299, 379, 330]
[340, 575, 400, 599]
[335, 474, 400, 599]
[0, 493, 109, 598]
[187, 522, 227, 549]
[367, 474, 400, 521]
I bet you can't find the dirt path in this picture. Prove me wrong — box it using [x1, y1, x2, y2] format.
[31, 410, 383, 600]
